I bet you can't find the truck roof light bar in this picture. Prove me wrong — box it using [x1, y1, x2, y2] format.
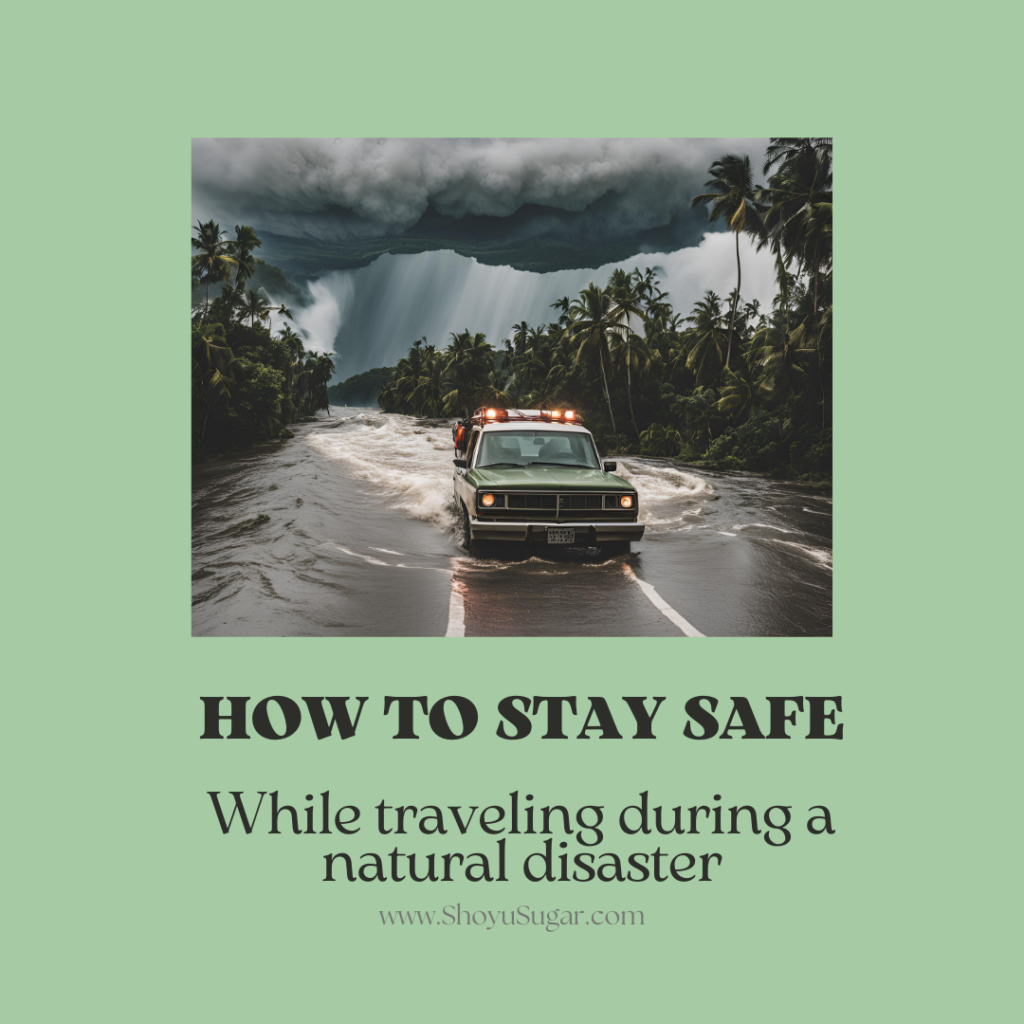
[469, 408, 581, 425]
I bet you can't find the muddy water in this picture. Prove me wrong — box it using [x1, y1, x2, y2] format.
[192, 409, 832, 636]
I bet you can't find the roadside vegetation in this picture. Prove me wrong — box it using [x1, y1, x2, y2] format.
[191, 224, 334, 461]
[377, 138, 832, 480]
[327, 366, 396, 408]
[193, 138, 831, 479]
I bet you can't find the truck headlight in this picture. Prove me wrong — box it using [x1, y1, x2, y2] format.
[620, 495, 634, 508]
[481, 493, 495, 507]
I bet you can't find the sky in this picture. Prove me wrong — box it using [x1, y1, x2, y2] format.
[192, 138, 771, 271]
[192, 138, 778, 375]
[192, 138, 769, 237]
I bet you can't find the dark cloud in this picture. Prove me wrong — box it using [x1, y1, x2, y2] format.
[192, 138, 769, 249]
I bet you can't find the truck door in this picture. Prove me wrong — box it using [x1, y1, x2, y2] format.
[456, 428, 481, 507]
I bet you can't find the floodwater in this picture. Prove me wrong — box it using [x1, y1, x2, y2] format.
[192, 409, 832, 637]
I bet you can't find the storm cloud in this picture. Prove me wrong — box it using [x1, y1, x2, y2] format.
[191, 137, 769, 245]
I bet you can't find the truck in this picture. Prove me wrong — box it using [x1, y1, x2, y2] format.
[452, 407, 644, 554]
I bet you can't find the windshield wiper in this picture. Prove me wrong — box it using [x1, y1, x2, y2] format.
[479, 462, 525, 469]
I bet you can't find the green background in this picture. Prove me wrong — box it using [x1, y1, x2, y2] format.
[6, 2, 1016, 1021]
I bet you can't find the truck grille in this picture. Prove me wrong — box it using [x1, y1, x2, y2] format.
[507, 494, 558, 510]
[478, 492, 637, 522]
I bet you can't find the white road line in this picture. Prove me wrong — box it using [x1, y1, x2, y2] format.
[624, 565, 706, 637]
[327, 543, 391, 566]
[445, 577, 466, 637]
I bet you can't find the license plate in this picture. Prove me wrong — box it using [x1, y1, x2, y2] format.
[547, 528, 575, 544]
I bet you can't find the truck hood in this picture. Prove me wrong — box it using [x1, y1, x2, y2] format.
[467, 466, 634, 491]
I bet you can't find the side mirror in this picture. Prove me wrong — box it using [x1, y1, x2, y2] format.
[603, 461, 617, 473]
[453, 458, 467, 469]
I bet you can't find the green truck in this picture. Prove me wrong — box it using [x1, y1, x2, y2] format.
[452, 408, 644, 554]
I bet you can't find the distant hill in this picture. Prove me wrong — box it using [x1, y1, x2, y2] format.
[327, 366, 395, 408]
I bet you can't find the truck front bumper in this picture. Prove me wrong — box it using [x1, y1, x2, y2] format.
[469, 519, 645, 544]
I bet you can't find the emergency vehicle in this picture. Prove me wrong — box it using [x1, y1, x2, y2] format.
[452, 408, 644, 553]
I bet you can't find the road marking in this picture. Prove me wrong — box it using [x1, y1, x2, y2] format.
[327, 543, 391, 566]
[624, 565, 706, 637]
[445, 576, 466, 637]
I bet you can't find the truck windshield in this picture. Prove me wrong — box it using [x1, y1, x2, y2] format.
[477, 430, 600, 469]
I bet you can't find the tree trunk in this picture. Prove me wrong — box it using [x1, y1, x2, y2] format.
[627, 360, 639, 439]
[623, 315, 640, 439]
[816, 319, 827, 430]
[726, 229, 741, 371]
[777, 250, 790, 334]
[599, 346, 616, 435]
[819, 352, 826, 429]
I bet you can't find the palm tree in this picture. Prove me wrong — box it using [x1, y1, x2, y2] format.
[690, 155, 765, 370]
[310, 354, 336, 416]
[255, 290, 293, 333]
[443, 330, 494, 417]
[616, 332, 652, 439]
[228, 224, 262, 283]
[238, 289, 269, 329]
[390, 339, 427, 407]
[741, 299, 763, 331]
[446, 329, 475, 369]
[549, 297, 572, 328]
[758, 140, 832, 314]
[191, 220, 237, 315]
[684, 291, 730, 385]
[412, 352, 447, 416]
[276, 324, 303, 396]
[715, 365, 756, 421]
[279, 325, 305, 365]
[792, 201, 832, 312]
[685, 386, 718, 452]
[639, 422, 683, 457]
[789, 304, 832, 427]
[609, 268, 649, 438]
[565, 284, 620, 434]
[763, 138, 832, 175]
[517, 343, 548, 398]
[631, 266, 662, 307]
[192, 322, 237, 439]
[511, 321, 531, 359]
[277, 323, 299, 346]
[749, 318, 816, 407]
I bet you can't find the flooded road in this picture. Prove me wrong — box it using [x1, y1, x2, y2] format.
[192, 409, 832, 637]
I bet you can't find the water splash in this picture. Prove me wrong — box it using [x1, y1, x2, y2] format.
[616, 458, 714, 529]
[305, 415, 715, 536]
[306, 414, 455, 530]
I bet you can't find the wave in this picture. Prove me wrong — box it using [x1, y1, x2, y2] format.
[769, 539, 833, 572]
[306, 415, 455, 530]
[306, 419, 719, 537]
[615, 459, 714, 529]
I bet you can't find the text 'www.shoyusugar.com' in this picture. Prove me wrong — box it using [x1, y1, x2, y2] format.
[380, 905, 644, 931]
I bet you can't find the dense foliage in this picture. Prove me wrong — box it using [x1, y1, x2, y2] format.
[376, 139, 833, 480]
[193, 139, 832, 479]
[191, 223, 334, 460]
[326, 366, 396, 407]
